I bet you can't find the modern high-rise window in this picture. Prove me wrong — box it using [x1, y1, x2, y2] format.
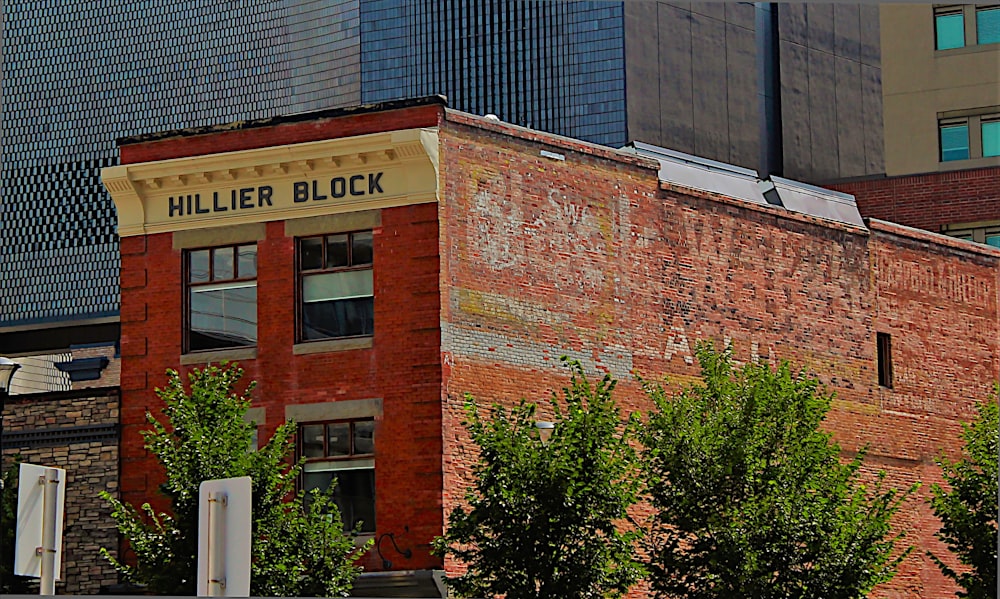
[977, 6, 1000, 44]
[939, 122, 970, 161]
[982, 119, 1000, 157]
[935, 8, 966, 49]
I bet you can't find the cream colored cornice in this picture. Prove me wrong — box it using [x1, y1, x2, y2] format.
[103, 128, 439, 237]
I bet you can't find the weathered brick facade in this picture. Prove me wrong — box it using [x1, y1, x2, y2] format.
[831, 166, 1000, 233]
[2, 388, 120, 594]
[107, 101, 999, 598]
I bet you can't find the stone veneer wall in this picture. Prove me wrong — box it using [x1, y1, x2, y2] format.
[2, 388, 120, 594]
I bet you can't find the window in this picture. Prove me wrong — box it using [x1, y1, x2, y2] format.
[977, 6, 1000, 44]
[935, 8, 966, 49]
[299, 420, 375, 533]
[940, 122, 970, 161]
[186, 244, 257, 352]
[982, 119, 1000, 157]
[298, 231, 374, 341]
[943, 220, 1000, 247]
[877, 333, 893, 389]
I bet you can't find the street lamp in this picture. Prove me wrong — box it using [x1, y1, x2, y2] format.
[534, 421, 555, 445]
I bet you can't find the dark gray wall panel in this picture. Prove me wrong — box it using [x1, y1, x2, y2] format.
[656, 3, 695, 153]
[808, 47, 840, 181]
[859, 5, 880, 68]
[806, 4, 836, 55]
[726, 21, 758, 168]
[862, 63, 885, 174]
[691, 11, 730, 161]
[779, 39, 813, 180]
[624, 1, 662, 145]
[834, 4, 861, 62]
[836, 56, 866, 176]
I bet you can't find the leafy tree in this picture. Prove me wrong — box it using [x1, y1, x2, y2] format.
[641, 342, 913, 599]
[100, 363, 369, 596]
[433, 358, 644, 599]
[1, 456, 35, 593]
[928, 390, 999, 598]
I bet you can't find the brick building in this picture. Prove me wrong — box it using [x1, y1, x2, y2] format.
[102, 97, 999, 598]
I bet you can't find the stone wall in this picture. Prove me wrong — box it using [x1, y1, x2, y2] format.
[2, 388, 120, 594]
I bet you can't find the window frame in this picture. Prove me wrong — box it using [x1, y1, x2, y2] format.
[298, 419, 376, 534]
[183, 243, 258, 354]
[296, 230, 374, 344]
[934, 6, 967, 50]
[976, 5, 1000, 45]
[938, 111, 1000, 163]
[942, 220, 1000, 247]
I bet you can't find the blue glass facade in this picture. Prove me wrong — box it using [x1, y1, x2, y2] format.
[360, 1, 626, 147]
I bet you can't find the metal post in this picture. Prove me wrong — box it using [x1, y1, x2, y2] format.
[39, 468, 59, 595]
[207, 492, 227, 597]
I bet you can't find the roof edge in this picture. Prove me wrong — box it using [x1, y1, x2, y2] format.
[116, 95, 449, 147]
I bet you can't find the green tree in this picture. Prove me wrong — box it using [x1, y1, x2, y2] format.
[433, 358, 644, 599]
[100, 363, 369, 596]
[928, 391, 999, 598]
[641, 342, 913, 599]
[1, 456, 35, 593]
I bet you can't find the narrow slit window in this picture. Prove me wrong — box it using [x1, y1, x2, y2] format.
[877, 332, 893, 389]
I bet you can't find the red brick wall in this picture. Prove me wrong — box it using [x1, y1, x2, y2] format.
[118, 201, 443, 572]
[437, 115, 1000, 598]
[831, 167, 1000, 232]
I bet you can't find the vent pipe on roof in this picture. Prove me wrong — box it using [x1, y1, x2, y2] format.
[756, 2, 783, 178]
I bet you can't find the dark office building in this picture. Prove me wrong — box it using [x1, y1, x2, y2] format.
[1, 1, 880, 339]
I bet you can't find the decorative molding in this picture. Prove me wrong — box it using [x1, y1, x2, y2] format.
[2, 424, 118, 449]
[103, 128, 440, 237]
[54, 356, 110, 382]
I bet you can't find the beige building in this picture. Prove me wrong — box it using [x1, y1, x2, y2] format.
[881, 4, 1000, 176]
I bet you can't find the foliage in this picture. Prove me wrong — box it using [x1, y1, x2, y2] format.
[641, 342, 913, 599]
[928, 390, 999, 598]
[1, 456, 35, 593]
[100, 363, 369, 596]
[433, 358, 644, 599]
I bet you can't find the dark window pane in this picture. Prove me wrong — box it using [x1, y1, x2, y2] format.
[978, 7, 1000, 44]
[302, 297, 374, 340]
[189, 284, 257, 350]
[936, 13, 965, 50]
[238, 245, 257, 278]
[190, 249, 210, 283]
[327, 234, 349, 268]
[213, 247, 235, 280]
[333, 469, 376, 533]
[327, 423, 351, 456]
[301, 237, 323, 270]
[301, 424, 325, 458]
[987, 234, 1000, 248]
[940, 124, 969, 161]
[352, 231, 373, 265]
[354, 421, 374, 455]
[303, 467, 376, 533]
